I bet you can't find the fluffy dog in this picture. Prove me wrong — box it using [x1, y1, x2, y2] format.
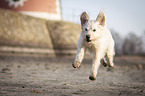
[72, 10, 115, 81]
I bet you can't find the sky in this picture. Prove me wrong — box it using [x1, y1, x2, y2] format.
[61, 0, 145, 37]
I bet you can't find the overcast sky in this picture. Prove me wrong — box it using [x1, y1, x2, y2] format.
[61, 0, 145, 36]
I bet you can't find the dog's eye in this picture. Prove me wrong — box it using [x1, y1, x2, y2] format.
[93, 29, 96, 32]
[85, 28, 88, 31]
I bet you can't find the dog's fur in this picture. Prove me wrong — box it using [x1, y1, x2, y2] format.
[72, 10, 115, 81]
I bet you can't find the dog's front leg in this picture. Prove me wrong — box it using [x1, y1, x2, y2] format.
[89, 52, 101, 81]
[72, 47, 86, 68]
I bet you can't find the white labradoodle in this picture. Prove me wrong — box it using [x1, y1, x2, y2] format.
[72, 10, 115, 81]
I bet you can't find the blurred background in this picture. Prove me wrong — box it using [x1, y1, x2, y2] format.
[0, 0, 145, 56]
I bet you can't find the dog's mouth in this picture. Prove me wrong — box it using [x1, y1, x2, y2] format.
[86, 39, 91, 42]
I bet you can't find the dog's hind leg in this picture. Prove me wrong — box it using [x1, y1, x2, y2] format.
[107, 49, 115, 67]
[72, 47, 86, 68]
[101, 57, 108, 67]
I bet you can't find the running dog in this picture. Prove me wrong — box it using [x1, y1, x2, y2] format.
[72, 9, 115, 81]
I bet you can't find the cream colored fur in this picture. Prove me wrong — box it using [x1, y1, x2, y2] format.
[72, 10, 115, 81]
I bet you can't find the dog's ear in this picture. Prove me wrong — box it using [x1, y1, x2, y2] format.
[96, 9, 106, 27]
[80, 12, 89, 25]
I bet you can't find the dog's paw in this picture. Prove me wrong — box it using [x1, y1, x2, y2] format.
[72, 61, 81, 68]
[102, 62, 107, 67]
[108, 64, 115, 68]
[108, 63, 115, 68]
[101, 58, 108, 67]
[89, 76, 96, 81]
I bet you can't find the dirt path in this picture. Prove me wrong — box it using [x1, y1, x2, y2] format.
[0, 54, 145, 96]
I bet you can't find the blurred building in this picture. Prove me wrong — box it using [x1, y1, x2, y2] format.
[0, 0, 62, 20]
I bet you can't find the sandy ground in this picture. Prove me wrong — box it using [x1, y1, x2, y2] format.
[0, 53, 145, 96]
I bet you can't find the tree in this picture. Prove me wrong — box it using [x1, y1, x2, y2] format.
[122, 32, 142, 55]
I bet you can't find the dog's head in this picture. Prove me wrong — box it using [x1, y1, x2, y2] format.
[80, 10, 106, 43]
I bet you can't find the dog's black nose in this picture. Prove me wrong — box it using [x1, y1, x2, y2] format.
[86, 35, 90, 39]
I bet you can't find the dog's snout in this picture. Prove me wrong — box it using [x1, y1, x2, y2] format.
[86, 35, 91, 42]
[86, 35, 90, 39]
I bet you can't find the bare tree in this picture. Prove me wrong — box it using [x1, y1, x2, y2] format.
[122, 32, 142, 55]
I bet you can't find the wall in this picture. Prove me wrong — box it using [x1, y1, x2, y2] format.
[0, 8, 80, 55]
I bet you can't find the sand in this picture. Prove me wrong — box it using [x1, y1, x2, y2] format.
[0, 54, 145, 96]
